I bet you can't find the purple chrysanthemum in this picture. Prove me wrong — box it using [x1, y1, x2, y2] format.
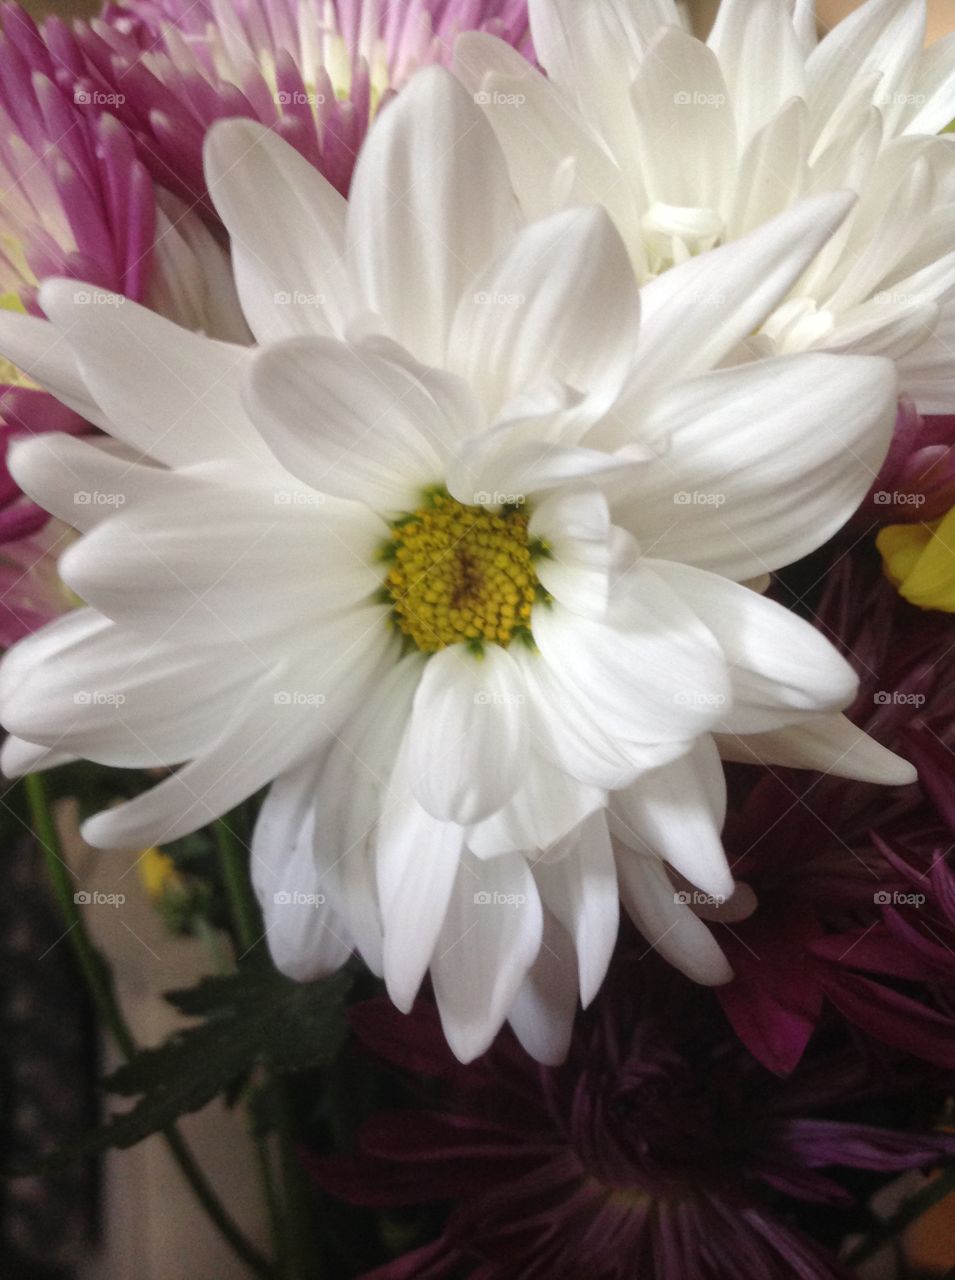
[718, 549, 955, 1075]
[318, 959, 955, 1280]
[44, 0, 530, 208]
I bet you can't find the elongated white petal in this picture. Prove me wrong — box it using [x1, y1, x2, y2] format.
[347, 66, 518, 366]
[448, 206, 640, 421]
[245, 336, 470, 511]
[528, 487, 612, 617]
[409, 644, 527, 825]
[622, 192, 856, 398]
[252, 761, 354, 982]
[534, 812, 618, 1005]
[614, 847, 733, 985]
[532, 565, 729, 745]
[651, 561, 858, 731]
[432, 849, 543, 1063]
[609, 737, 733, 901]
[204, 118, 350, 341]
[507, 910, 578, 1065]
[617, 353, 897, 580]
[38, 280, 270, 470]
[716, 713, 918, 785]
[0, 309, 107, 428]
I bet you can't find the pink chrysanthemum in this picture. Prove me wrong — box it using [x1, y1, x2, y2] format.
[45, 0, 530, 207]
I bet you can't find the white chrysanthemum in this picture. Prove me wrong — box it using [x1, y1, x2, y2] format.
[0, 69, 911, 1063]
[457, 0, 955, 411]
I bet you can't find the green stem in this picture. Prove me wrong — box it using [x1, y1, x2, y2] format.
[844, 1162, 955, 1265]
[25, 774, 272, 1280]
[214, 818, 263, 957]
[213, 817, 317, 1280]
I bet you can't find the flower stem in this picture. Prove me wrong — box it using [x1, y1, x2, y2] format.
[24, 773, 272, 1280]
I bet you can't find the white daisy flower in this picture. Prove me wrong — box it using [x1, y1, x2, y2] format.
[457, 0, 955, 411]
[0, 69, 911, 1062]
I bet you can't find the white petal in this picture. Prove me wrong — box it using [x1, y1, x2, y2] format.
[614, 847, 733, 985]
[38, 280, 270, 470]
[532, 564, 729, 745]
[716, 713, 918, 785]
[244, 336, 467, 511]
[707, 0, 805, 146]
[432, 849, 543, 1063]
[629, 29, 735, 213]
[80, 621, 393, 848]
[9, 433, 184, 533]
[507, 910, 578, 1065]
[448, 206, 640, 421]
[347, 66, 518, 367]
[252, 761, 353, 981]
[609, 737, 733, 900]
[465, 751, 606, 857]
[377, 729, 463, 1011]
[0, 309, 108, 428]
[204, 118, 350, 341]
[533, 812, 618, 1005]
[409, 644, 528, 824]
[314, 654, 426, 977]
[528, 487, 612, 616]
[623, 192, 856, 399]
[1, 736, 76, 777]
[651, 561, 858, 731]
[806, 0, 924, 142]
[617, 353, 897, 580]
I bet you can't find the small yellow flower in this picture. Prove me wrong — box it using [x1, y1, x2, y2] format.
[877, 507, 955, 612]
[138, 847, 184, 902]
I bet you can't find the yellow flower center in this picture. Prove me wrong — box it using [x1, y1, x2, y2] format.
[382, 491, 543, 653]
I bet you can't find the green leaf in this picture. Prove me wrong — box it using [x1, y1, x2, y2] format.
[9, 966, 351, 1171]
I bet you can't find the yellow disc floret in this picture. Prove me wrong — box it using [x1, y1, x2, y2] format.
[382, 491, 543, 653]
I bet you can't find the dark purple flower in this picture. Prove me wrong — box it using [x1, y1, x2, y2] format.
[717, 550, 955, 1075]
[318, 960, 955, 1280]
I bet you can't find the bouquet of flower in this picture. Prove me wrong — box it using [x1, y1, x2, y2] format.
[1, 0, 955, 1275]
